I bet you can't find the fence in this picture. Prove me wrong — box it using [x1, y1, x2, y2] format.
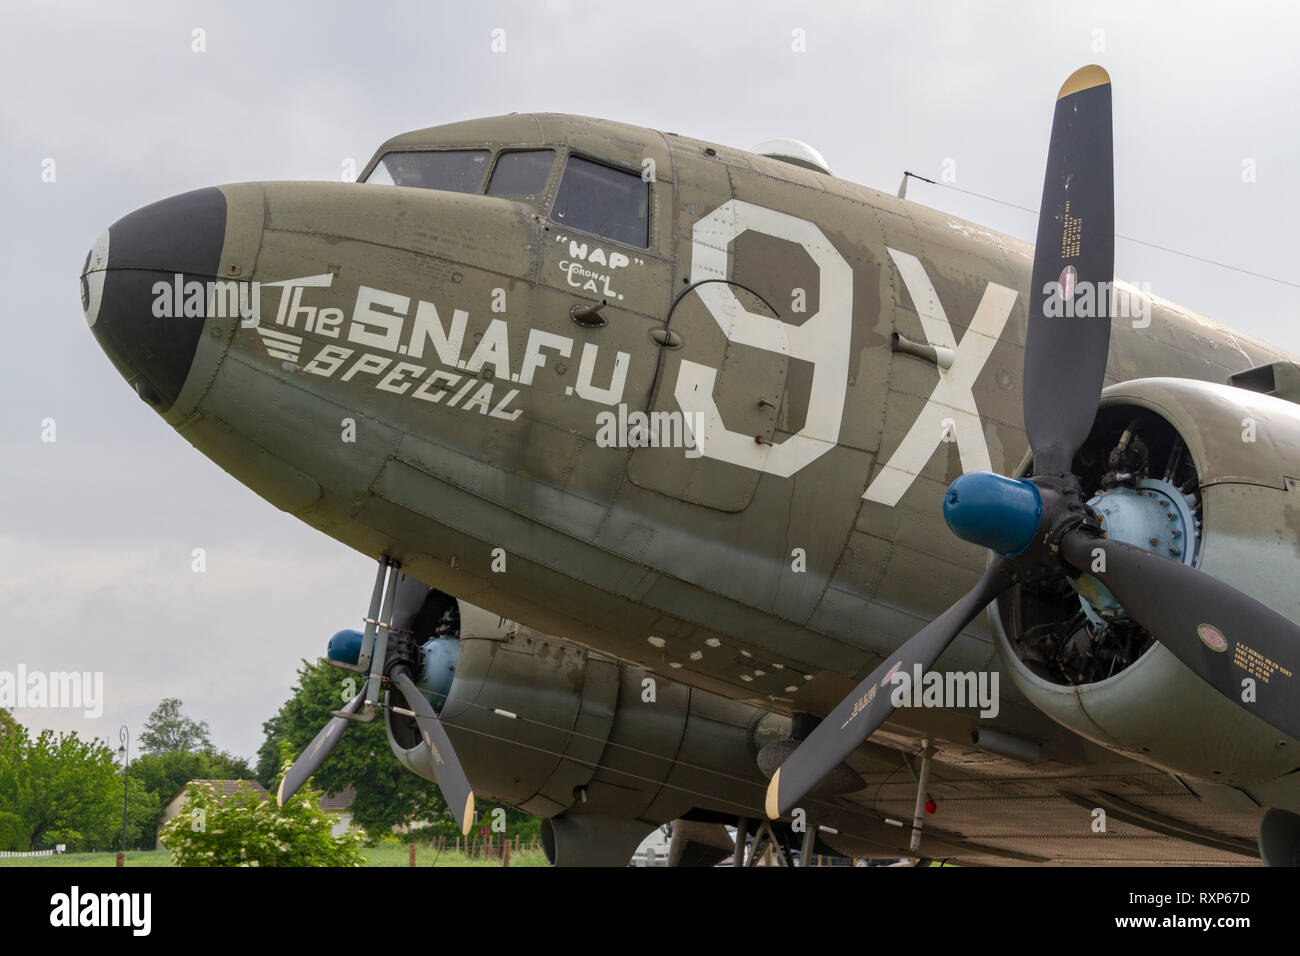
[407, 834, 539, 866]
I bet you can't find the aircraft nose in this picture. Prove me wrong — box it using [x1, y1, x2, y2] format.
[81, 187, 228, 411]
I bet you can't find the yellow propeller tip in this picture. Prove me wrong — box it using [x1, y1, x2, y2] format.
[461, 793, 476, 836]
[1058, 64, 1111, 100]
[765, 769, 782, 820]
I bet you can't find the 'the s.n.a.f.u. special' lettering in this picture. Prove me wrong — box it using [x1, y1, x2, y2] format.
[247, 276, 632, 422]
[249, 197, 1018, 504]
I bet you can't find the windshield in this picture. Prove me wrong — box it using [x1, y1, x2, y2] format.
[364, 150, 490, 192]
[486, 149, 554, 200]
[550, 155, 648, 247]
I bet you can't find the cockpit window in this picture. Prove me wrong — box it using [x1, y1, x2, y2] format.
[364, 150, 490, 192]
[550, 155, 648, 248]
[487, 150, 554, 200]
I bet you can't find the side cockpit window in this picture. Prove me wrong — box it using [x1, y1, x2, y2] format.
[550, 155, 648, 248]
[487, 150, 554, 200]
[364, 150, 490, 192]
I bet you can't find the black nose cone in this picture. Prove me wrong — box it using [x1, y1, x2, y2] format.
[82, 187, 227, 411]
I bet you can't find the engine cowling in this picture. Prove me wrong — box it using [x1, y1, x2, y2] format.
[385, 614, 775, 863]
[992, 378, 1300, 790]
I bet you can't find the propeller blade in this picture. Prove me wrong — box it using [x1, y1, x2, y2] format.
[1060, 530, 1300, 739]
[1024, 64, 1114, 476]
[766, 559, 1011, 819]
[391, 668, 476, 835]
[276, 689, 364, 806]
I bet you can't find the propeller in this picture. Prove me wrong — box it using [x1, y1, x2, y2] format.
[275, 688, 364, 808]
[1022, 64, 1115, 477]
[278, 570, 477, 835]
[767, 63, 1299, 821]
[766, 558, 1011, 819]
[390, 667, 475, 834]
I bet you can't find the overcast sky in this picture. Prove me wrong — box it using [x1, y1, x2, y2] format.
[2, 0, 1297, 762]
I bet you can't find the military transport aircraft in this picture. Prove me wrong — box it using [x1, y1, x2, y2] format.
[80, 65, 1300, 866]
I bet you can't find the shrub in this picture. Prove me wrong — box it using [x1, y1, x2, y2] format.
[159, 778, 364, 867]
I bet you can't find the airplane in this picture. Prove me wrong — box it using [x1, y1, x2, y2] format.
[79, 64, 1300, 866]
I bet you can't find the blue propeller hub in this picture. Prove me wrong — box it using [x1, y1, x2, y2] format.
[943, 472, 1043, 557]
[326, 628, 459, 708]
[326, 628, 365, 668]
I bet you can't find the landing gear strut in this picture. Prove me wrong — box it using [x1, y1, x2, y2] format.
[908, 739, 935, 854]
[334, 554, 402, 723]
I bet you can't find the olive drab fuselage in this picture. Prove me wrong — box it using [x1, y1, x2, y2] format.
[149, 113, 1295, 758]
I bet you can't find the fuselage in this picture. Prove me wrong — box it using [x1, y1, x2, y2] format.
[82, 112, 1294, 728]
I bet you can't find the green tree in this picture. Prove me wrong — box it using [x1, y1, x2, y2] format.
[0, 712, 23, 851]
[258, 659, 453, 840]
[203, 749, 255, 779]
[139, 697, 212, 755]
[0, 811, 24, 852]
[133, 749, 255, 803]
[112, 771, 162, 851]
[159, 777, 364, 866]
[132, 750, 206, 813]
[0, 724, 120, 850]
[0, 708, 17, 740]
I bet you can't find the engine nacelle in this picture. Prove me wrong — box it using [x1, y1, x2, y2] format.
[993, 378, 1300, 792]
[385, 617, 774, 862]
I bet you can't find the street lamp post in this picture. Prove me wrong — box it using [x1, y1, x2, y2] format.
[117, 726, 129, 854]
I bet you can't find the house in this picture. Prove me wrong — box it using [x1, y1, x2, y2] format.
[318, 786, 357, 837]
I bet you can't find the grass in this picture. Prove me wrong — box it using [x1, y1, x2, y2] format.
[0, 850, 172, 867]
[0, 843, 547, 868]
